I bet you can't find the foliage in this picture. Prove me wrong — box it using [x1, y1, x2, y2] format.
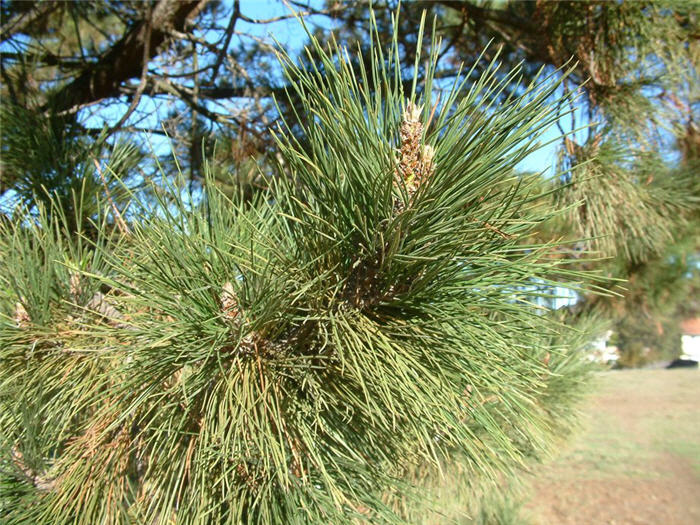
[1, 1, 698, 522]
[0, 103, 142, 233]
[613, 315, 681, 368]
[554, 137, 697, 264]
[610, 233, 700, 367]
[0, 14, 599, 524]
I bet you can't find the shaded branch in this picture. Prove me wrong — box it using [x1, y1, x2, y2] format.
[209, 0, 239, 85]
[0, 1, 60, 43]
[438, 1, 538, 35]
[48, 0, 209, 113]
[0, 50, 95, 68]
[108, 6, 154, 134]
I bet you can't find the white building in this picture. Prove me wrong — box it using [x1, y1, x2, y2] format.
[587, 329, 619, 364]
[680, 318, 700, 362]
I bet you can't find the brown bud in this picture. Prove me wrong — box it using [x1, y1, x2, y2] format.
[221, 282, 240, 321]
[395, 101, 436, 202]
[14, 301, 30, 327]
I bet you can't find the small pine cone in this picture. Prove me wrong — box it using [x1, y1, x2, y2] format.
[69, 272, 82, 302]
[220, 282, 240, 321]
[14, 301, 30, 327]
[394, 102, 436, 206]
[397, 102, 424, 192]
[420, 144, 435, 181]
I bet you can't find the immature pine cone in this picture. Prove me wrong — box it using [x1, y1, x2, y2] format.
[220, 281, 240, 321]
[396, 101, 435, 201]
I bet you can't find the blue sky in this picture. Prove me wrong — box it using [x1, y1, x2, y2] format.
[3, 0, 577, 207]
[90, 0, 568, 175]
[227, 1, 572, 175]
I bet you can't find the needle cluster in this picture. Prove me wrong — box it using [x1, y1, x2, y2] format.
[0, 12, 597, 525]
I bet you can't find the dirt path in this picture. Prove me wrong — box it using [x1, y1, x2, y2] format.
[525, 369, 700, 525]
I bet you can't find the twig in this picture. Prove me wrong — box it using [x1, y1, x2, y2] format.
[209, 0, 239, 85]
[108, 6, 153, 134]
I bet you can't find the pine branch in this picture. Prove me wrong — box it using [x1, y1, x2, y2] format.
[47, 0, 209, 114]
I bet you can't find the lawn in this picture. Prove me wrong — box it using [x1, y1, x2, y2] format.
[524, 368, 700, 525]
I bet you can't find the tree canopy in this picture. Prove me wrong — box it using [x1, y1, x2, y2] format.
[3, 0, 697, 363]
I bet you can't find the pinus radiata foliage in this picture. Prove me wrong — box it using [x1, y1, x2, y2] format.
[1, 14, 597, 524]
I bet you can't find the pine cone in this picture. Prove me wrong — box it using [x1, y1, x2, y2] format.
[395, 101, 436, 204]
[220, 281, 240, 321]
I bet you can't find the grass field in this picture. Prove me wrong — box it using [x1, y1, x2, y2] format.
[523, 368, 700, 525]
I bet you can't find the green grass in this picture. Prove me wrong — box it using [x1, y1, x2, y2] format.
[415, 369, 700, 524]
[524, 368, 700, 524]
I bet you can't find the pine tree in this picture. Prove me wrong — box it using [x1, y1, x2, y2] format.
[328, 1, 700, 365]
[445, 0, 700, 364]
[1, 13, 600, 524]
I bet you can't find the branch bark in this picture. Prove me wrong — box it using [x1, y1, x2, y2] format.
[209, 0, 239, 85]
[0, 1, 60, 43]
[48, 0, 209, 113]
